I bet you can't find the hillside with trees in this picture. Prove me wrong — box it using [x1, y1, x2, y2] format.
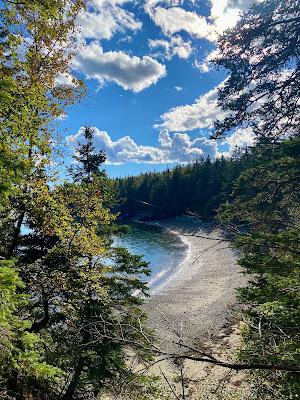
[114, 153, 251, 219]
[0, 0, 299, 399]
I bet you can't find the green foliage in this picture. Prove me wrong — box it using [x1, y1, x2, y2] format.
[70, 126, 107, 182]
[0, 124, 154, 399]
[2, 0, 298, 398]
[218, 115, 300, 400]
[212, 0, 300, 396]
[0, 1, 155, 399]
[0, 260, 61, 397]
[0, 0, 85, 213]
[0, 4, 84, 391]
[218, 78, 300, 400]
[115, 154, 250, 219]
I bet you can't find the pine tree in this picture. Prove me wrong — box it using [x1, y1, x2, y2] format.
[212, 0, 300, 141]
[212, 0, 300, 397]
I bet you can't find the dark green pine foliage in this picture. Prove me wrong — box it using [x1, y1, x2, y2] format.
[212, 0, 300, 141]
[70, 126, 106, 182]
[218, 137, 300, 398]
[211, 0, 300, 396]
[114, 154, 251, 219]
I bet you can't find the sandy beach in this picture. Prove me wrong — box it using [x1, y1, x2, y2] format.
[144, 216, 246, 351]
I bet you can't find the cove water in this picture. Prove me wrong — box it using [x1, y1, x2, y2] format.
[114, 221, 188, 291]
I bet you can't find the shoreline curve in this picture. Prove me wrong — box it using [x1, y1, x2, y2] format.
[143, 216, 246, 350]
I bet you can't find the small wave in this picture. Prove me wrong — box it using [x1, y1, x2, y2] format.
[149, 228, 191, 294]
[148, 267, 171, 287]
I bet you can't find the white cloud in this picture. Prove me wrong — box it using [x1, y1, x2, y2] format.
[144, 0, 254, 47]
[224, 127, 255, 149]
[77, 0, 141, 41]
[194, 49, 220, 73]
[73, 42, 166, 92]
[73, 0, 255, 98]
[149, 35, 193, 60]
[67, 127, 217, 164]
[175, 86, 183, 91]
[210, 0, 254, 33]
[157, 82, 226, 131]
[218, 127, 256, 157]
[194, 59, 209, 73]
[146, 5, 216, 41]
[55, 72, 77, 87]
[67, 124, 255, 164]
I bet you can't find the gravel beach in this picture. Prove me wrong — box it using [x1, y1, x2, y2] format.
[143, 216, 246, 351]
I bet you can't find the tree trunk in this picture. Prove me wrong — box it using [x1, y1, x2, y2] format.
[7, 211, 25, 257]
[61, 358, 84, 400]
[29, 296, 49, 333]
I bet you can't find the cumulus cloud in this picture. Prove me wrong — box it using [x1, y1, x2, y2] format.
[73, 42, 166, 92]
[77, 0, 141, 41]
[219, 127, 256, 157]
[146, 5, 216, 41]
[210, 0, 254, 33]
[157, 83, 226, 132]
[67, 124, 255, 164]
[67, 127, 217, 164]
[149, 35, 193, 60]
[194, 49, 220, 73]
[73, 0, 255, 96]
[145, 0, 254, 45]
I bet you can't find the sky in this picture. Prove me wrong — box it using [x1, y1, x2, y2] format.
[58, 0, 256, 177]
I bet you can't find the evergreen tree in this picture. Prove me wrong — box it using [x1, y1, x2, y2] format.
[0, 2, 154, 399]
[212, 0, 300, 397]
[218, 138, 300, 398]
[213, 0, 300, 141]
[114, 156, 248, 219]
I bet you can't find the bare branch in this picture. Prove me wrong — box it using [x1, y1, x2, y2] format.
[158, 365, 180, 400]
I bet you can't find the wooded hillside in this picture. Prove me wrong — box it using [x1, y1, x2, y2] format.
[114, 153, 250, 219]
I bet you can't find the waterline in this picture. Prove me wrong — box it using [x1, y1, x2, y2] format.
[114, 220, 189, 292]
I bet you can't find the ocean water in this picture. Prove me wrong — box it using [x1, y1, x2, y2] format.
[114, 221, 188, 290]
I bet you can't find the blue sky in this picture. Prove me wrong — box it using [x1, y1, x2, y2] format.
[57, 0, 255, 177]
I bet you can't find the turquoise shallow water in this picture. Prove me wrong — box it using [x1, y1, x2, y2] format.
[114, 221, 188, 290]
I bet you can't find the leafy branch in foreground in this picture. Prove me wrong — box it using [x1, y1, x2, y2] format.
[0, 0, 156, 397]
[0, 0, 86, 397]
[217, 139, 300, 399]
[0, 126, 155, 399]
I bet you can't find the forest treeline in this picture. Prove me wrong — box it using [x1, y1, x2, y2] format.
[0, 0, 299, 399]
[114, 153, 250, 219]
